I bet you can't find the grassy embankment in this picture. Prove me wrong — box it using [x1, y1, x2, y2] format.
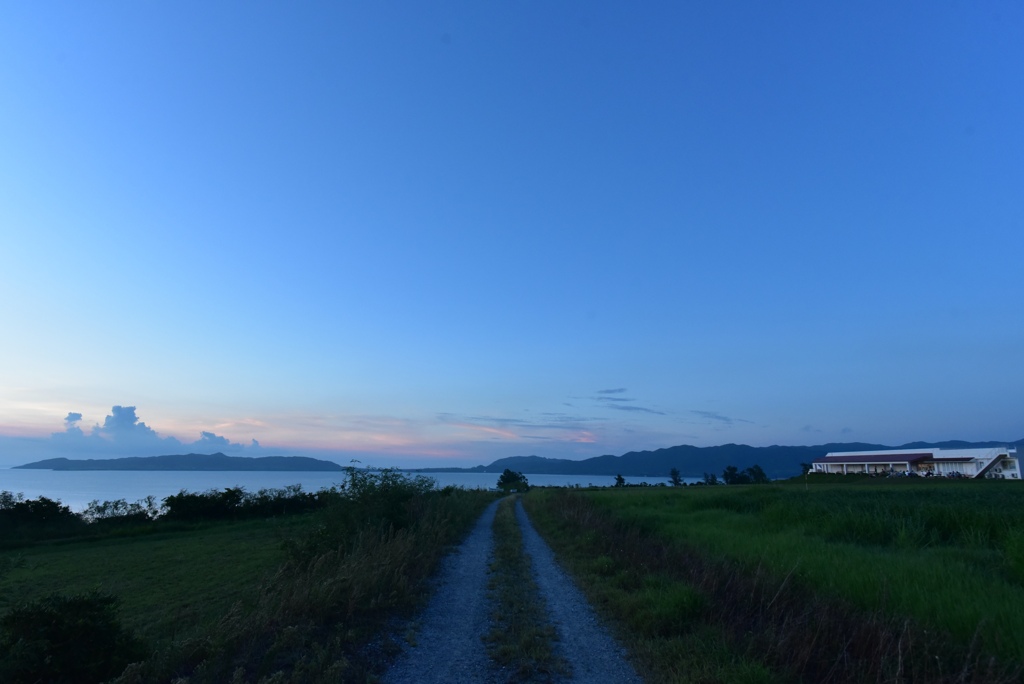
[0, 470, 495, 683]
[524, 479, 1024, 684]
[485, 496, 569, 682]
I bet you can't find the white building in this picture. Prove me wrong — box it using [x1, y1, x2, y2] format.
[812, 446, 1019, 479]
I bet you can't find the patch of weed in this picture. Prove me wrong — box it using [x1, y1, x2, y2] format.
[485, 496, 569, 682]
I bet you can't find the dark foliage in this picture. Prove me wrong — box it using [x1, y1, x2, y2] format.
[0, 483, 342, 548]
[162, 487, 248, 522]
[0, 592, 146, 684]
[280, 468, 437, 563]
[669, 467, 683, 486]
[159, 484, 328, 522]
[497, 469, 530, 493]
[0, 491, 85, 545]
[721, 464, 770, 485]
[83, 496, 161, 526]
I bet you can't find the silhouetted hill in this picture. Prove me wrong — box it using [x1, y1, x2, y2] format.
[416, 438, 1024, 479]
[480, 444, 847, 478]
[14, 453, 344, 471]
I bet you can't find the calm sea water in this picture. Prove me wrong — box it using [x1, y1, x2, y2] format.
[0, 469, 692, 512]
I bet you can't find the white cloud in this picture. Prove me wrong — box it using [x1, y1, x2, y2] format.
[0, 405, 255, 467]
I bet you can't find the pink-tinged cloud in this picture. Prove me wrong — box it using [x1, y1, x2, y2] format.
[0, 423, 55, 438]
[450, 422, 520, 440]
[383, 444, 478, 459]
[570, 431, 597, 443]
[188, 412, 430, 452]
[213, 418, 271, 430]
[361, 432, 422, 447]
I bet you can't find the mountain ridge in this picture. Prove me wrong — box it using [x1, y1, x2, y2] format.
[13, 439, 1022, 477]
[410, 439, 1024, 479]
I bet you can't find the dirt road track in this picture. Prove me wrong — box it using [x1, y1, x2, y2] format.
[382, 497, 640, 683]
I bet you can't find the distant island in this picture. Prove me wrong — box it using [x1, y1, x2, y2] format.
[14, 453, 345, 472]
[405, 438, 1024, 479]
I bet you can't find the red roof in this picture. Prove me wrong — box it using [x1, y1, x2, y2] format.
[813, 453, 932, 464]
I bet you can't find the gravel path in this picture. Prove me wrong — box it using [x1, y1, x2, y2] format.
[515, 500, 642, 684]
[382, 497, 641, 683]
[381, 498, 501, 684]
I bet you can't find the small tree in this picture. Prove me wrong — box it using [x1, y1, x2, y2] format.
[702, 472, 719, 486]
[669, 467, 683, 487]
[614, 474, 626, 487]
[745, 464, 770, 484]
[496, 469, 529, 493]
[722, 465, 749, 485]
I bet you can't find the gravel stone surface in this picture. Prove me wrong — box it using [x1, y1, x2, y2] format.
[515, 500, 642, 684]
[382, 497, 642, 683]
[381, 498, 501, 684]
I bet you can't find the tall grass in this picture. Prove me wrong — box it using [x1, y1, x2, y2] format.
[111, 472, 494, 683]
[669, 480, 1024, 553]
[525, 486, 1023, 683]
[586, 482, 1024, 662]
[524, 491, 781, 684]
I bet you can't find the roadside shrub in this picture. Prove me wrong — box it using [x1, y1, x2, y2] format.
[0, 592, 147, 684]
[283, 468, 438, 563]
[84, 496, 161, 525]
[340, 467, 436, 527]
[0, 491, 85, 544]
[162, 485, 326, 523]
[162, 487, 248, 522]
[246, 484, 324, 517]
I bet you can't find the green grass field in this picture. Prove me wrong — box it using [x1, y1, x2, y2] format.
[525, 479, 1024, 683]
[0, 475, 496, 683]
[0, 517, 304, 645]
[586, 480, 1024, 658]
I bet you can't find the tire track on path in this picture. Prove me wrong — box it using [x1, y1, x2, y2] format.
[515, 499, 642, 684]
[382, 497, 641, 683]
[382, 498, 500, 684]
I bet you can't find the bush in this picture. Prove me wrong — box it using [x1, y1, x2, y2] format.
[497, 469, 529, 493]
[0, 592, 147, 684]
[161, 485, 325, 523]
[83, 496, 160, 525]
[0, 491, 85, 544]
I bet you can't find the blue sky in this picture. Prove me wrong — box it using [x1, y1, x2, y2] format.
[1, 2, 1021, 468]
